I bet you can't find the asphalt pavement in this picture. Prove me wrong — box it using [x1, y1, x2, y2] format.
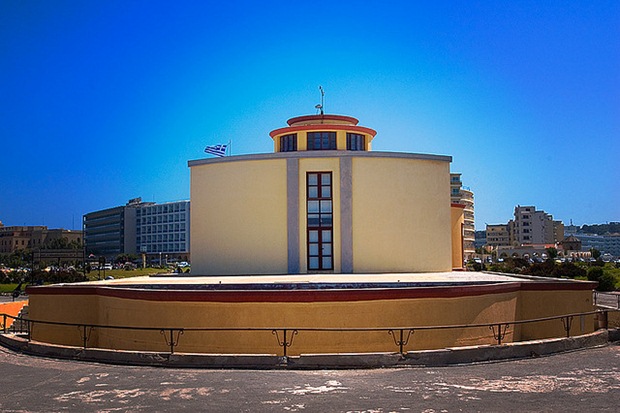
[0, 342, 618, 412]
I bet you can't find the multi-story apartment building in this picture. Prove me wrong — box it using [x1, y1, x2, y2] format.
[511, 206, 564, 245]
[450, 173, 475, 259]
[0, 225, 82, 254]
[83, 198, 152, 259]
[135, 200, 190, 262]
[485, 224, 511, 249]
[485, 206, 564, 250]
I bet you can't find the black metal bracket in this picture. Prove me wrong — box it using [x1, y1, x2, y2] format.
[388, 329, 415, 354]
[78, 325, 94, 348]
[160, 328, 184, 354]
[561, 316, 574, 338]
[489, 323, 509, 345]
[272, 329, 298, 357]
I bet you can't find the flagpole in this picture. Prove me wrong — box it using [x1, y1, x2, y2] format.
[228, 140, 232, 156]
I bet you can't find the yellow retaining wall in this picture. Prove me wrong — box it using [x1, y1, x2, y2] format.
[606, 309, 620, 328]
[516, 289, 595, 340]
[28, 294, 99, 347]
[27, 285, 595, 356]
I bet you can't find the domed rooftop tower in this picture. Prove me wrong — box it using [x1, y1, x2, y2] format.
[270, 114, 377, 153]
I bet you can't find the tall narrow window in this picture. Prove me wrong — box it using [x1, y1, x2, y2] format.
[307, 172, 333, 270]
[307, 132, 336, 150]
[346, 133, 365, 150]
[280, 134, 297, 152]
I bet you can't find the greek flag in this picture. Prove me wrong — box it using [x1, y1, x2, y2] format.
[204, 143, 228, 157]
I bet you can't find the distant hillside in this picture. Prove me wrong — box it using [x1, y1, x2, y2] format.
[580, 222, 620, 235]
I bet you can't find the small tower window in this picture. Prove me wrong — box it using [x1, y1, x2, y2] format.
[346, 133, 365, 151]
[280, 134, 297, 152]
[307, 132, 336, 150]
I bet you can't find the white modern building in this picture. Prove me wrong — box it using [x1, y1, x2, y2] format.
[84, 198, 191, 262]
[563, 231, 620, 257]
[135, 200, 190, 262]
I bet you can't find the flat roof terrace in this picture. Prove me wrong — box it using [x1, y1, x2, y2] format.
[71, 271, 526, 287]
[28, 271, 594, 303]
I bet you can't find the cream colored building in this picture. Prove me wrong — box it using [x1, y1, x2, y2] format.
[486, 224, 511, 249]
[189, 114, 464, 275]
[450, 173, 475, 259]
[0, 225, 82, 254]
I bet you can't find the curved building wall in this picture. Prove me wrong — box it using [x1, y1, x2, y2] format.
[190, 158, 289, 275]
[350, 156, 452, 273]
[189, 152, 453, 275]
[451, 204, 465, 270]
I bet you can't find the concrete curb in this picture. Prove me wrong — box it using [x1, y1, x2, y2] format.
[400, 329, 610, 367]
[1, 329, 617, 369]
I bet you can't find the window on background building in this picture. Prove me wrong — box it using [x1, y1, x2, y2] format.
[280, 134, 297, 152]
[346, 133, 365, 150]
[307, 132, 336, 150]
[307, 172, 333, 271]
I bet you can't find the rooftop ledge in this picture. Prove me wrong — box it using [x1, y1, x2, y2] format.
[188, 151, 452, 168]
[286, 114, 359, 126]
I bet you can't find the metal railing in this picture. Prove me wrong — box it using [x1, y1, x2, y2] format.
[594, 291, 620, 309]
[1, 309, 615, 357]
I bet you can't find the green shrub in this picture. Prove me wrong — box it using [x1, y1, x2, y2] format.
[587, 266, 604, 281]
[467, 261, 484, 271]
[524, 261, 555, 277]
[487, 257, 529, 274]
[552, 262, 586, 279]
[596, 273, 617, 292]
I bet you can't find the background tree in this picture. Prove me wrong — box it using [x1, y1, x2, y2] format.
[553, 262, 586, 278]
[545, 247, 558, 260]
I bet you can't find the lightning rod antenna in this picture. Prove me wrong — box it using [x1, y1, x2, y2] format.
[315, 86, 325, 115]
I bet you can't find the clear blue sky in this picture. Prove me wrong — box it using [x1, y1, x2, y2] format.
[1, 1, 618, 231]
